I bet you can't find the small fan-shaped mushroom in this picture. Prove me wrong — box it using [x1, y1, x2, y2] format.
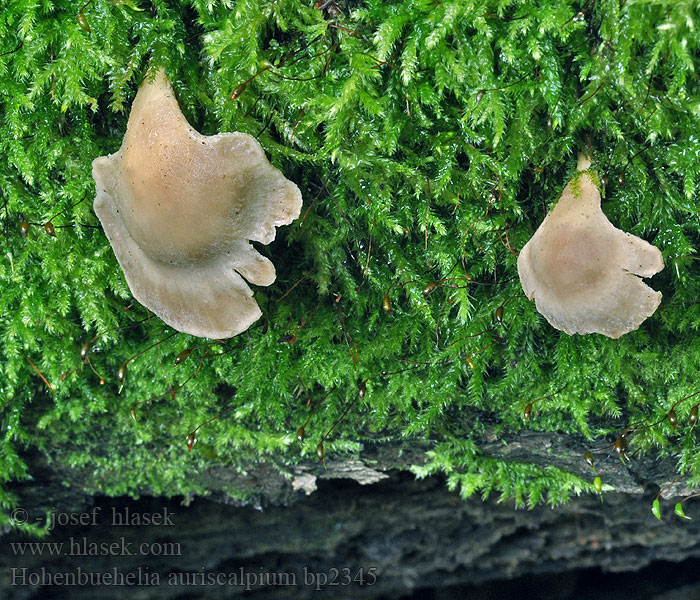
[517, 155, 664, 339]
[92, 69, 302, 338]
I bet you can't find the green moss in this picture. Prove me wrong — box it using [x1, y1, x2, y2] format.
[0, 0, 699, 526]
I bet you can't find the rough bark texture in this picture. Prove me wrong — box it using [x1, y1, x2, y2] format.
[1, 435, 698, 600]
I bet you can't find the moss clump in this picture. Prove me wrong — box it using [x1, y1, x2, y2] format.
[0, 0, 699, 526]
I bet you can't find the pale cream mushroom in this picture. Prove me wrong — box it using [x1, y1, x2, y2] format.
[517, 155, 664, 339]
[92, 69, 302, 338]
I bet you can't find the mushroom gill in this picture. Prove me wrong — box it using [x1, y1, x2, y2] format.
[92, 69, 302, 338]
[517, 155, 664, 339]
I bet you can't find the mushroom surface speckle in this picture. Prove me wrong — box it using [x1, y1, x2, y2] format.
[92, 69, 302, 338]
[517, 156, 664, 339]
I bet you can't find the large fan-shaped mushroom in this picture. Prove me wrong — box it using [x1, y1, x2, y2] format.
[517, 155, 664, 339]
[92, 69, 302, 338]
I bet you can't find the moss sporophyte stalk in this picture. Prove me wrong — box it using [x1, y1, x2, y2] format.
[0, 0, 699, 529]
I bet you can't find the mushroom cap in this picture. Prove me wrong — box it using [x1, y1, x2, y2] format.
[92, 69, 302, 339]
[517, 158, 664, 339]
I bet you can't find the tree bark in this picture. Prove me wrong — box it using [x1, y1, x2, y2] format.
[1, 434, 698, 599]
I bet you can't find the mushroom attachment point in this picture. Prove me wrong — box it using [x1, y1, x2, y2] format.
[517, 155, 664, 339]
[92, 69, 302, 338]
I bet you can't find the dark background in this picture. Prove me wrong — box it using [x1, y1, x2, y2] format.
[2, 447, 700, 600]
